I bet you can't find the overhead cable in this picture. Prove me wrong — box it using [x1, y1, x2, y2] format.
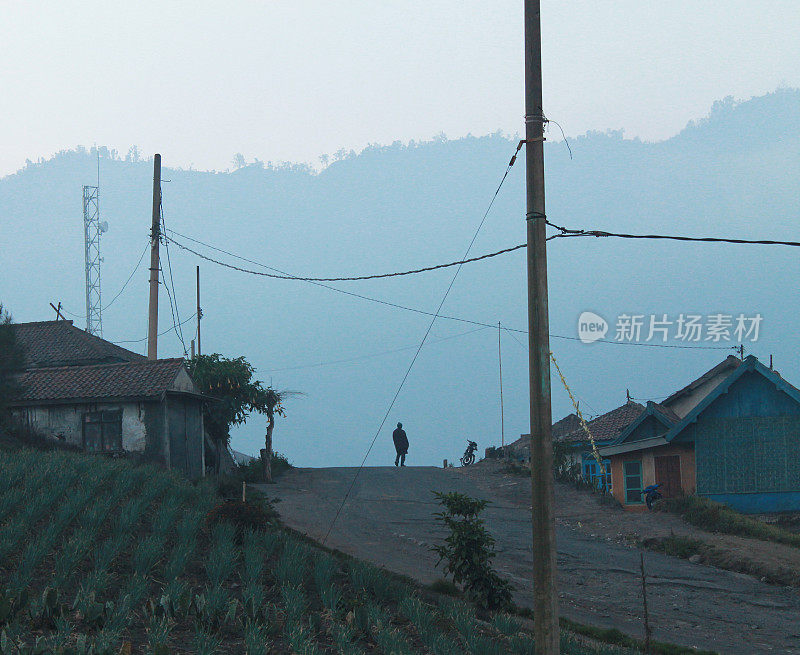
[322, 140, 525, 546]
[545, 220, 800, 247]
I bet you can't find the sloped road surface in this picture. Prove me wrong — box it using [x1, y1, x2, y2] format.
[262, 466, 800, 654]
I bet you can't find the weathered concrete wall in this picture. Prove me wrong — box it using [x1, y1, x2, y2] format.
[13, 401, 153, 454]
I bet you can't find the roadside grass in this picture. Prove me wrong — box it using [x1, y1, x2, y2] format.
[0, 448, 702, 654]
[641, 534, 800, 587]
[560, 618, 718, 655]
[658, 495, 800, 548]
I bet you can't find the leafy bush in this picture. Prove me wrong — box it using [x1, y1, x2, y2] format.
[431, 492, 513, 611]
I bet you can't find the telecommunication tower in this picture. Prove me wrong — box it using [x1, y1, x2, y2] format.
[83, 154, 108, 336]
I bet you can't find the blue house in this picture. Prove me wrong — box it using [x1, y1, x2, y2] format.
[600, 355, 800, 513]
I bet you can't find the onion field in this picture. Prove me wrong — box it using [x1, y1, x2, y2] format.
[0, 449, 643, 654]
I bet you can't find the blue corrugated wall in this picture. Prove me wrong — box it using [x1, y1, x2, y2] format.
[689, 371, 800, 512]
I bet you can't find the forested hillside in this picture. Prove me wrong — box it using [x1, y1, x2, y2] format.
[2, 89, 798, 467]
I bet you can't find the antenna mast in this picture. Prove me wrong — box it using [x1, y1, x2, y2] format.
[83, 169, 103, 336]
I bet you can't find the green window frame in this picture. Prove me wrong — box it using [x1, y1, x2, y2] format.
[623, 460, 643, 504]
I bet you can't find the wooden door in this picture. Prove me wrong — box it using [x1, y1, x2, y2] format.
[168, 400, 189, 473]
[654, 455, 682, 498]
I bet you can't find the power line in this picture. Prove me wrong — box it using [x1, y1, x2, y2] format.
[160, 266, 188, 355]
[322, 140, 524, 546]
[60, 241, 149, 318]
[163, 228, 735, 351]
[103, 242, 149, 311]
[503, 325, 735, 351]
[164, 227, 530, 333]
[164, 233, 531, 281]
[160, 198, 187, 354]
[112, 312, 196, 345]
[545, 220, 800, 247]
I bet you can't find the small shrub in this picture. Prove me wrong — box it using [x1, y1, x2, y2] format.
[205, 500, 276, 536]
[431, 492, 514, 611]
[215, 474, 244, 499]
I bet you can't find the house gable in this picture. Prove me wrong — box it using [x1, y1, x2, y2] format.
[668, 356, 800, 444]
[672, 359, 800, 499]
[661, 355, 742, 418]
[611, 401, 677, 446]
[169, 365, 201, 395]
[624, 413, 670, 443]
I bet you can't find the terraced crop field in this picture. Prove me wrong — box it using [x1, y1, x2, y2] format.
[0, 449, 641, 654]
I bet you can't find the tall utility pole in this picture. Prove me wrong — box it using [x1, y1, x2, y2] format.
[525, 1, 559, 653]
[498, 322, 505, 448]
[147, 154, 162, 360]
[196, 265, 202, 356]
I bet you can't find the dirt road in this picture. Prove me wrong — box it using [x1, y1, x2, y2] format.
[263, 466, 800, 654]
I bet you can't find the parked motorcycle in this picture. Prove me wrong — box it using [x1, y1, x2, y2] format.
[642, 483, 662, 510]
[460, 440, 478, 467]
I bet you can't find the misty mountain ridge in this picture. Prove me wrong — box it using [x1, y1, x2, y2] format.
[1, 89, 798, 467]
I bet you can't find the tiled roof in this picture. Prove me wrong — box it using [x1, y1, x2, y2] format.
[9, 320, 145, 369]
[10, 359, 185, 404]
[552, 413, 581, 440]
[559, 400, 645, 443]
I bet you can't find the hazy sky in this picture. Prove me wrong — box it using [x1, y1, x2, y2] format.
[1, 1, 799, 176]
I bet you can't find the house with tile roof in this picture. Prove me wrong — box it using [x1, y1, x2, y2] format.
[506, 400, 644, 491]
[557, 400, 644, 490]
[600, 355, 800, 512]
[6, 320, 206, 477]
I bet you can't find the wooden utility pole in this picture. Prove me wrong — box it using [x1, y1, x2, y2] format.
[196, 265, 202, 356]
[640, 553, 652, 654]
[498, 322, 505, 448]
[525, 1, 559, 653]
[147, 154, 162, 360]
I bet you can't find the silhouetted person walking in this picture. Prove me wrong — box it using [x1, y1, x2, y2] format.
[393, 422, 408, 466]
